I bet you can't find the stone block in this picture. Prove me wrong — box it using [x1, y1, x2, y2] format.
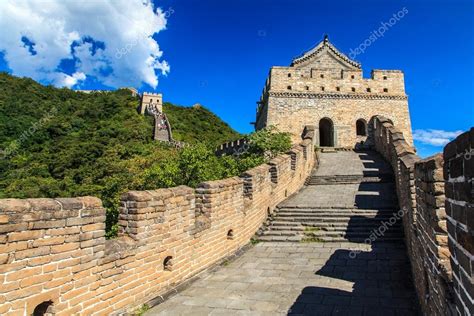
[0, 199, 31, 213]
[449, 156, 464, 179]
[444, 141, 457, 161]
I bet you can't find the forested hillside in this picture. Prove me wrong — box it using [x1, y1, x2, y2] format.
[164, 102, 241, 145]
[0, 73, 289, 237]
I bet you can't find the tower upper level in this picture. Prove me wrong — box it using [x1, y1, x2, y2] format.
[140, 92, 163, 114]
[257, 36, 407, 111]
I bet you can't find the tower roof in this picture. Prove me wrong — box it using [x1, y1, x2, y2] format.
[291, 35, 361, 69]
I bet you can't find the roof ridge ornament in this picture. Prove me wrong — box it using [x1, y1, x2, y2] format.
[291, 35, 361, 69]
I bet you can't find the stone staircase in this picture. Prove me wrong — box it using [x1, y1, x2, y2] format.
[153, 113, 172, 142]
[258, 150, 403, 243]
[305, 174, 394, 185]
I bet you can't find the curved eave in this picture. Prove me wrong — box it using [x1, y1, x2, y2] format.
[291, 40, 361, 69]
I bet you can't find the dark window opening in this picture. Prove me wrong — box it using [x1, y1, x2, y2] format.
[351, 75, 355, 79]
[356, 119, 367, 136]
[366, 88, 371, 92]
[287, 86, 292, 90]
[33, 301, 54, 316]
[227, 229, 234, 240]
[351, 87, 356, 92]
[319, 118, 334, 147]
[383, 76, 387, 80]
[320, 74, 324, 78]
[383, 88, 388, 93]
[336, 87, 340, 91]
[164, 256, 173, 271]
[288, 73, 291, 77]
[321, 86, 325, 91]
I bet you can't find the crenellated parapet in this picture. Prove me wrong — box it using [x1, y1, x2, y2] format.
[373, 116, 473, 315]
[0, 127, 317, 315]
[443, 128, 474, 315]
[267, 67, 406, 96]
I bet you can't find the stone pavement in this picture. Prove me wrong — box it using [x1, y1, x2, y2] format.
[146, 151, 418, 315]
[146, 242, 417, 315]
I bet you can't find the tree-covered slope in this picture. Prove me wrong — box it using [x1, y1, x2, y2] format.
[0, 73, 241, 235]
[164, 102, 241, 146]
[0, 73, 289, 237]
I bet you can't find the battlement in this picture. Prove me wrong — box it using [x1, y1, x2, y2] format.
[0, 127, 317, 315]
[142, 92, 162, 97]
[140, 92, 163, 114]
[215, 138, 249, 156]
[267, 67, 405, 95]
[373, 117, 473, 315]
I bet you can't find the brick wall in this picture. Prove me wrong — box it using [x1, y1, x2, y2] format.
[444, 128, 474, 315]
[414, 154, 455, 315]
[0, 127, 316, 315]
[372, 116, 471, 315]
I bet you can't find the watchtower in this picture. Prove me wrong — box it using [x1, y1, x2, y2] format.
[140, 92, 163, 114]
[255, 36, 413, 148]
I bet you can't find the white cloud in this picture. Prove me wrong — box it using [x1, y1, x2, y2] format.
[413, 129, 463, 146]
[0, 0, 169, 88]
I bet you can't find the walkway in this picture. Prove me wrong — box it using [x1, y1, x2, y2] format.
[146, 151, 418, 315]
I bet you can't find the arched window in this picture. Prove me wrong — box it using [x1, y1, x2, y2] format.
[356, 119, 367, 136]
[163, 256, 173, 271]
[319, 118, 334, 147]
[33, 301, 54, 316]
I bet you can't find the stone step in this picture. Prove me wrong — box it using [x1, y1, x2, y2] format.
[270, 220, 402, 226]
[276, 206, 399, 212]
[268, 224, 402, 232]
[257, 235, 404, 243]
[274, 213, 400, 220]
[278, 206, 398, 210]
[321, 147, 337, 153]
[276, 210, 398, 216]
[306, 176, 394, 185]
[263, 228, 402, 236]
[271, 216, 402, 223]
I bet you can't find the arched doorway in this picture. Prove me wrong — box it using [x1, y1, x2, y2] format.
[319, 118, 334, 147]
[356, 119, 367, 136]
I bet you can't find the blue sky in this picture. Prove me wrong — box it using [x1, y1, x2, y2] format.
[0, 0, 472, 157]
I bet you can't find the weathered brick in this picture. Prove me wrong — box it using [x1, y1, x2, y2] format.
[14, 246, 50, 260]
[30, 219, 66, 229]
[0, 214, 9, 224]
[6, 266, 42, 282]
[7, 230, 43, 242]
[32, 236, 65, 247]
[51, 243, 79, 254]
[55, 197, 84, 210]
[19, 273, 53, 288]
